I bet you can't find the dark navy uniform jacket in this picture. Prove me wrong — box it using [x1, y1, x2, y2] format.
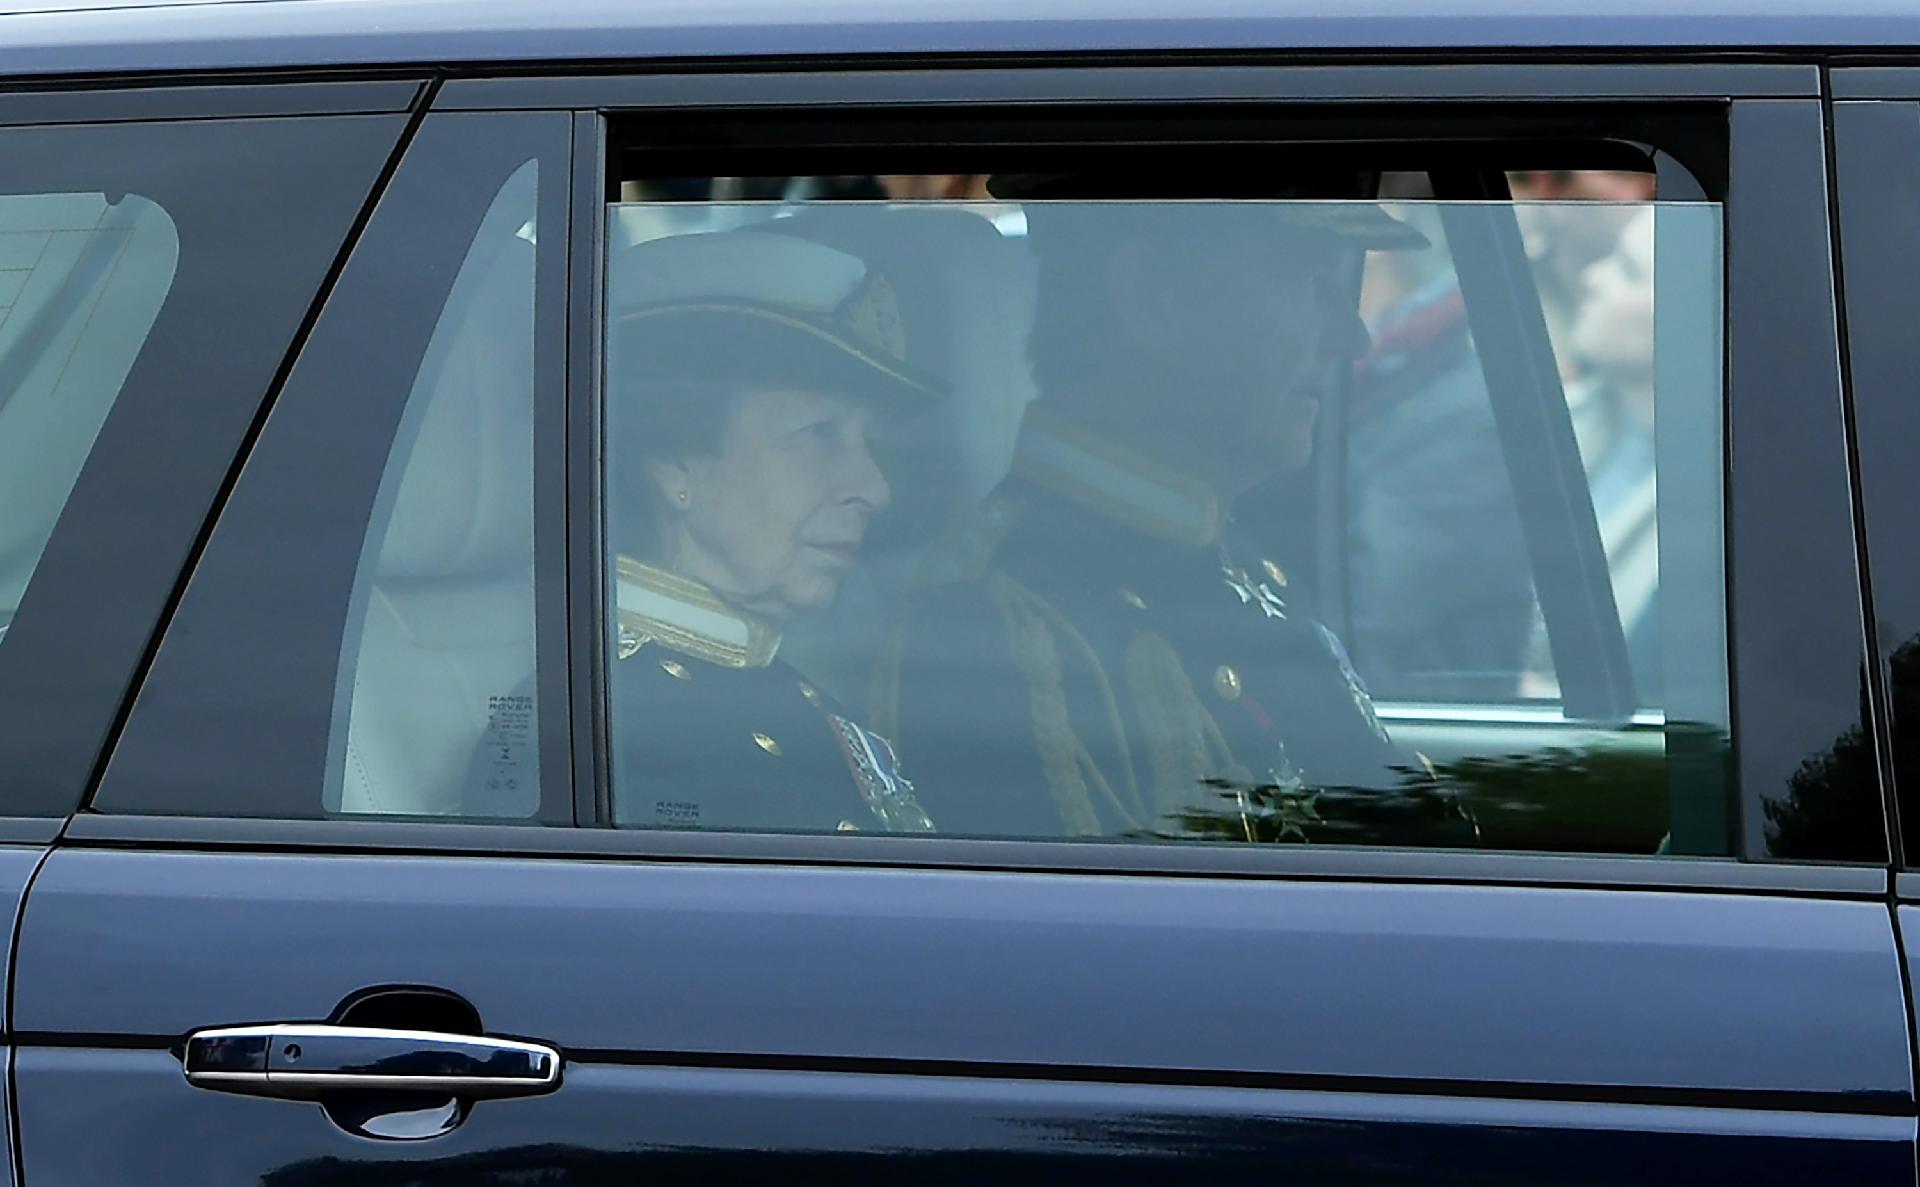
[609, 560, 933, 834]
[881, 414, 1476, 846]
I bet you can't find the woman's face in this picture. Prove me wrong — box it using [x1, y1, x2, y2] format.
[656, 386, 893, 620]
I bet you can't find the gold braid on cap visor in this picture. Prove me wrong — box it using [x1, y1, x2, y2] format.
[613, 272, 942, 401]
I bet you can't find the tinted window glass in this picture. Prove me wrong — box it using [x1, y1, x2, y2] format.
[600, 194, 1729, 854]
[93, 113, 569, 821]
[0, 192, 176, 653]
[0, 113, 405, 819]
[1348, 172, 1667, 708]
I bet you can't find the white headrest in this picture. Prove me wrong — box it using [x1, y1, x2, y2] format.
[772, 206, 1039, 503]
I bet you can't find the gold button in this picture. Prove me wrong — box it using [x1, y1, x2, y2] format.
[1213, 665, 1242, 701]
[1119, 588, 1147, 610]
[752, 732, 782, 757]
[837, 820, 861, 832]
[660, 659, 691, 680]
[1262, 560, 1288, 588]
[797, 682, 822, 706]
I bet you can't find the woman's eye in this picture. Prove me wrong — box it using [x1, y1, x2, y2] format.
[795, 420, 841, 446]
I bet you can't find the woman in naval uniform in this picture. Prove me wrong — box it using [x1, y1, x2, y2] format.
[603, 224, 938, 834]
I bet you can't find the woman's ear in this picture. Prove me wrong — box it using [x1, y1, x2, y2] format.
[644, 457, 693, 510]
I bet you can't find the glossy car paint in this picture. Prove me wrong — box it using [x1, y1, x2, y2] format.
[16, 852, 1911, 1101]
[17, 851, 1912, 1100]
[14, 1054, 1915, 1185]
[11, 0, 1920, 79]
[12, 848, 1913, 1183]
[0, 848, 38, 1187]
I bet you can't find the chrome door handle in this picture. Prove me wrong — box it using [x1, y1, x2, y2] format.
[183, 1024, 562, 1100]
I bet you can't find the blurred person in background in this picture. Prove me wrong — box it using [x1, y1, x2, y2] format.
[1346, 169, 1657, 705]
[1563, 205, 1660, 701]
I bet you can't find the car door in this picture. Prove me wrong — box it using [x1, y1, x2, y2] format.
[11, 63, 1914, 1185]
[0, 80, 417, 1186]
[1830, 68, 1920, 1100]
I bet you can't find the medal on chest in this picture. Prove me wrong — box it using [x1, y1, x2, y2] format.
[1312, 623, 1392, 744]
[1220, 559, 1289, 620]
[828, 714, 935, 832]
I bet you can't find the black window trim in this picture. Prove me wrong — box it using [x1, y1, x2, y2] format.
[568, 109, 607, 830]
[0, 77, 425, 126]
[557, 75, 1873, 875]
[0, 819, 62, 846]
[1827, 90, 1920, 873]
[436, 62, 1818, 111]
[56, 812, 1891, 899]
[1723, 98, 1886, 865]
[1831, 68, 1920, 100]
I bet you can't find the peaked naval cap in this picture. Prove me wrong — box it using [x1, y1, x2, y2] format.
[609, 227, 949, 406]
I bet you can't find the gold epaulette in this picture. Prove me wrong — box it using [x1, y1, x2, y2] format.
[613, 556, 780, 669]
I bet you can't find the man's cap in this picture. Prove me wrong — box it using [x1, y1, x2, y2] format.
[608, 227, 948, 405]
[988, 173, 1429, 251]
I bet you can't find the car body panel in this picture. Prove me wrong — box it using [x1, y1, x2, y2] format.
[14, 1051, 1917, 1185]
[14, 849, 1911, 1104]
[0, 847, 41, 1013]
[0, 848, 41, 1187]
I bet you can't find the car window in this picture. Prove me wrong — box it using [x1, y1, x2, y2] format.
[0, 192, 177, 653]
[599, 179, 1729, 855]
[92, 112, 571, 822]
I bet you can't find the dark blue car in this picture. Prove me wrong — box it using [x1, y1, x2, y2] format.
[3, 0, 1920, 1181]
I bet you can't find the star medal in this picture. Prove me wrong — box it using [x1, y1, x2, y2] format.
[1221, 561, 1288, 620]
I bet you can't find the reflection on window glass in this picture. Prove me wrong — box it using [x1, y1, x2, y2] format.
[0, 193, 175, 650]
[1350, 172, 1665, 711]
[329, 160, 540, 817]
[603, 192, 1726, 857]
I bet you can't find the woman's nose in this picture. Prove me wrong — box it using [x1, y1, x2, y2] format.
[845, 437, 892, 512]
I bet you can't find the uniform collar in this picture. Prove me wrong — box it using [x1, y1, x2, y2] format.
[614, 556, 781, 669]
[1012, 408, 1221, 548]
